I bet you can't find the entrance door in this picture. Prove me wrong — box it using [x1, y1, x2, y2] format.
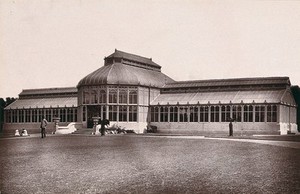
[87, 105, 106, 128]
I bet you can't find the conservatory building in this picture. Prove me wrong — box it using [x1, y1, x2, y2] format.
[3, 50, 298, 135]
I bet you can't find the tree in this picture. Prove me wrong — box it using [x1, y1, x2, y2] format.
[5, 97, 16, 107]
[0, 97, 17, 132]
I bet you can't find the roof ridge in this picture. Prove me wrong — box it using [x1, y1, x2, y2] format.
[106, 49, 161, 68]
[22, 87, 77, 91]
[166, 76, 290, 85]
[115, 49, 152, 61]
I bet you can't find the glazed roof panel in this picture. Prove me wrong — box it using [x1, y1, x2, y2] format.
[5, 97, 77, 109]
[151, 90, 289, 105]
[77, 63, 174, 88]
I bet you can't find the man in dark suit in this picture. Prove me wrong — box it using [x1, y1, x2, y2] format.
[40, 116, 48, 138]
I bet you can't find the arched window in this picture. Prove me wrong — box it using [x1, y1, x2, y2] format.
[232, 105, 242, 122]
[210, 106, 220, 122]
[83, 92, 89, 104]
[221, 105, 231, 122]
[119, 89, 128, 104]
[160, 107, 168, 122]
[91, 90, 98, 104]
[199, 106, 209, 122]
[170, 107, 178, 122]
[244, 105, 253, 122]
[99, 90, 106, 103]
[179, 107, 188, 122]
[190, 106, 198, 122]
[255, 105, 265, 122]
[129, 90, 137, 104]
[150, 107, 159, 122]
[109, 89, 117, 104]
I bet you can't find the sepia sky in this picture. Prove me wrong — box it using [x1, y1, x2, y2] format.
[1, 0, 300, 98]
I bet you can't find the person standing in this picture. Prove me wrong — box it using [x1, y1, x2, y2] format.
[228, 118, 234, 136]
[40, 117, 48, 138]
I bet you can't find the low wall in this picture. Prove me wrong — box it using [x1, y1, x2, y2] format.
[149, 122, 281, 136]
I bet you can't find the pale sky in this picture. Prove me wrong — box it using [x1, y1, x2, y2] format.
[1, 0, 300, 98]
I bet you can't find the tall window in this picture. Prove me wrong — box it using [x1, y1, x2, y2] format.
[53, 109, 59, 118]
[82, 106, 86, 122]
[267, 105, 277, 122]
[210, 106, 220, 122]
[190, 107, 198, 122]
[179, 107, 188, 122]
[160, 107, 168, 122]
[200, 106, 209, 122]
[151, 107, 159, 122]
[32, 109, 38, 123]
[74, 109, 77, 122]
[244, 105, 253, 122]
[60, 109, 66, 122]
[221, 105, 231, 122]
[83, 92, 89, 104]
[19, 110, 24, 123]
[45, 109, 51, 122]
[129, 106, 137, 122]
[91, 90, 98, 104]
[38, 109, 44, 122]
[119, 89, 128, 104]
[6, 110, 11, 123]
[67, 108, 73, 122]
[255, 105, 265, 122]
[119, 106, 127, 122]
[170, 107, 178, 122]
[99, 90, 106, 103]
[129, 90, 138, 104]
[232, 105, 242, 122]
[109, 106, 117, 121]
[25, 109, 31, 123]
[12, 110, 17, 123]
[109, 89, 117, 103]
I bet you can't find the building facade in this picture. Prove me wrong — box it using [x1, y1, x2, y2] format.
[3, 50, 298, 135]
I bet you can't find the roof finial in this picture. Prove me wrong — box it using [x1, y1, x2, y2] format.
[115, 48, 117, 52]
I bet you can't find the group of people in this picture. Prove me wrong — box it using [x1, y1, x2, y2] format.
[14, 128, 29, 136]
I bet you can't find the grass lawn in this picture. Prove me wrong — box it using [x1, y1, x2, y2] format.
[0, 135, 299, 194]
